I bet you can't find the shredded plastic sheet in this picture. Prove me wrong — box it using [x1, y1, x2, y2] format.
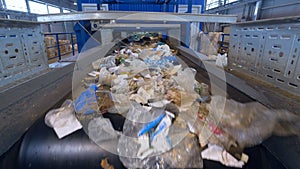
[156, 44, 172, 56]
[44, 99, 82, 139]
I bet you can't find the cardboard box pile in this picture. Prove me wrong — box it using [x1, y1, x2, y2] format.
[45, 37, 76, 59]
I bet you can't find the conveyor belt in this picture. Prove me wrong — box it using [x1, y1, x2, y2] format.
[15, 113, 287, 169]
[1, 45, 298, 169]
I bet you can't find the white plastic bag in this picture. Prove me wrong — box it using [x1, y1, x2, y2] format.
[44, 99, 82, 139]
[216, 53, 228, 67]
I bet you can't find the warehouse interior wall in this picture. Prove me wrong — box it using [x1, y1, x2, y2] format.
[205, 0, 300, 21]
[203, 0, 300, 32]
[260, 0, 300, 19]
[0, 0, 76, 36]
[0, 0, 76, 20]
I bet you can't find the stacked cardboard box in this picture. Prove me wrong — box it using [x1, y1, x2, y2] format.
[46, 48, 58, 59]
[223, 27, 230, 42]
[45, 37, 56, 47]
[45, 37, 57, 59]
[45, 36, 78, 59]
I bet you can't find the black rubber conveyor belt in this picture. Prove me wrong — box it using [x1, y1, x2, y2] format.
[18, 113, 126, 169]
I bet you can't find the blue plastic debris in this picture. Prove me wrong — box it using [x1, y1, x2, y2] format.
[138, 113, 166, 137]
[163, 56, 178, 63]
[74, 84, 98, 115]
[144, 56, 178, 67]
[150, 117, 169, 140]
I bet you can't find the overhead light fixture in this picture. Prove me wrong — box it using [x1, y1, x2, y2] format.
[74, 2, 77, 5]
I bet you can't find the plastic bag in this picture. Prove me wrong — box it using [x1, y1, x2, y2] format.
[117, 103, 163, 167]
[135, 132, 203, 169]
[216, 53, 228, 67]
[44, 99, 82, 139]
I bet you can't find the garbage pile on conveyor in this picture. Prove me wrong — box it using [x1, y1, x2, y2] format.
[45, 33, 300, 169]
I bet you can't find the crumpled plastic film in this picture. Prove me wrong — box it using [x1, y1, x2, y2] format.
[117, 103, 163, 168]
[88, 117, 120, 153]
[139, 48, 155, 60]
[118, 105, 203, 169]
[178, 102, 199, 131]
[118, 59, 148, 76]
[111, 74, 129, 94]
[208, 95, 300, 149]
[140, 132, 203, 169]
[109, 93, 131, 115]
[98, 67, 116, 86]
[92, 55, 116, 70]
[173, 67, 197, 93]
